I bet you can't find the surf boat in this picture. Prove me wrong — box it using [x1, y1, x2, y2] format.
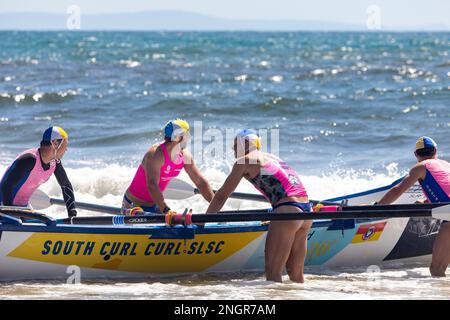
[0, 179, 448, 281]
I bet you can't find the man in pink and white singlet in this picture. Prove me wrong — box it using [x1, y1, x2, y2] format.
[122, 119, 214, 215]
[0, 126, 77, 217]
[206, 129, 312, 283]
[378, 136, 450, 277]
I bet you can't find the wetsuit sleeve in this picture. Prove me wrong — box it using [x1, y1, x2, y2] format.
[54, 161, 77, 217]
[1, 155, 36, 206]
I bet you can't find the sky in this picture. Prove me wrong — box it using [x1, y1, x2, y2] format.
[0, 0, 449, 28]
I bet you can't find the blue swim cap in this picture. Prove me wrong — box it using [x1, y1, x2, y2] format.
[415, 136, 437, 151]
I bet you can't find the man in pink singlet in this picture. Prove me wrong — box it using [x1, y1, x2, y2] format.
[122, 119, 214, 215]
[206, 129, 312, 283]
[377, 136, 450, 276]
[0, 126, 77, 217]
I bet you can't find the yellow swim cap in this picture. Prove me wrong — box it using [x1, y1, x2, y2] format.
[164, 119, 190, 141]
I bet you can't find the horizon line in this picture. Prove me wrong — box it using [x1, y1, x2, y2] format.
[0, 10, 448, 31]
[1, 29, 449, 33]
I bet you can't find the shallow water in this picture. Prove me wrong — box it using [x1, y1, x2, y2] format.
[1, 267, 449, 300]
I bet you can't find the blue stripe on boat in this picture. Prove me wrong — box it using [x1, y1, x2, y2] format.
[0, 222, 269, 236]
[324, 176, 405, 202]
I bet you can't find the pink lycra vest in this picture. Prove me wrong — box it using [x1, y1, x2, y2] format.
[419, 159, 450, 203]
[248, 152, 308, 205]
[128, 143, 184, 203]
[3, 148, 56, 206]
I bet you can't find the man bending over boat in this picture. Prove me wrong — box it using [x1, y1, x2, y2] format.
[377, 137, 450, 277]
[122, 119, 213, 215]
[0, 126, 77, 217]
[206, 129, 312, 283]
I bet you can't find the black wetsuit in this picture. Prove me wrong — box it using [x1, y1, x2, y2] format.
[0, 152, 77, 217]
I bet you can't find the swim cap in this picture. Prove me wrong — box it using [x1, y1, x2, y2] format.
[42, 126, 68, 143]
[164, 119, 190, 141]
[235, 129, 261, 150]
[415, 136, 437, 151]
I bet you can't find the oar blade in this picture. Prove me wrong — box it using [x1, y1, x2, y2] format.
[432, 204, 450, 221]
[29, 189, 52, 210]
[163, 178, 196, 200]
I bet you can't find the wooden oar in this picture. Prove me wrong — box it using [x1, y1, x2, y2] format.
[55, 205, 450, 225]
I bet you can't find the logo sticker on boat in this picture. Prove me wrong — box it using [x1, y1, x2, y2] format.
[305, 226, 357, 265]
[363, 226, 376, 240]
[6, 231, 265, 273]
[352, 222, 387, 243]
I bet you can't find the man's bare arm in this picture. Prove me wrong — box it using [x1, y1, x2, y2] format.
[378, 164, 426, 205]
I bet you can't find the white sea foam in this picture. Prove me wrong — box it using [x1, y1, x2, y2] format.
[119, 60, 141, 68]
[234, 74, 248, 82]
[1, 267, 449, 300]
[269, 75, 283, 82]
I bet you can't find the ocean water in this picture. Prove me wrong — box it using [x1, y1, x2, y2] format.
[0, 31, 449, 299]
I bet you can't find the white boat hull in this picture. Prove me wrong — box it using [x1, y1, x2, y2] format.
[0, 180, 444, 281]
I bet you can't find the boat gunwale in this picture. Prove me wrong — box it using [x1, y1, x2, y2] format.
[0, 217, 395, 235]
[0, 222, 269, 235]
